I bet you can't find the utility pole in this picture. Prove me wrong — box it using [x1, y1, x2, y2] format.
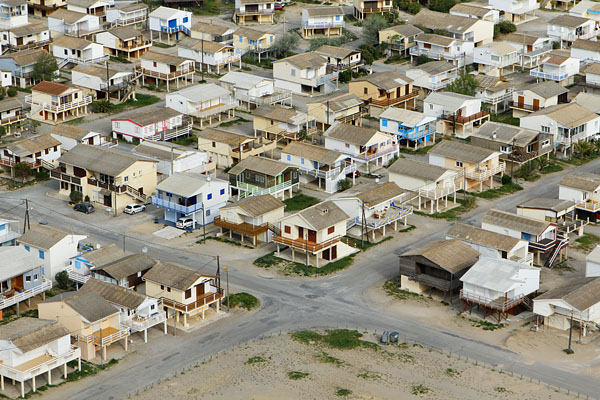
[170, 146, 174, 175]
[361, 200, 367, 248]
[326, 100, 330, 127]
[99, 325, 103, 367]
[568, 310, 574, 353]
[23, 198, 30, 233]
[223, 263, 230, 312]
[105, 60, 110, 101]
[201, 39, 205, 82]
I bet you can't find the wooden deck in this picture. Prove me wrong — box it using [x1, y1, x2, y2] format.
[213, 216, 269, 236]
[13, 354, 53, 372]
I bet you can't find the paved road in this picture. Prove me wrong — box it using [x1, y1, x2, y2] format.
[2, 157, 600, 399]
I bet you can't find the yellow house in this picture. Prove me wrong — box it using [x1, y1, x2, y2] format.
[52, 144, 157, 210]
[428, 140, 505, 192]
[307, 92, 364, 131]
[196, 127, 276, 168]
[25, 81, 91, 124]
[378, 24, 423, 56]
[253, 104, 317, 142]
[29, 0, 65, 17]
[349, 71, 417, 114]
[143, 262, 223, 328]
[353, 0, 393, 20]
[38, 291, 129, 361]
[234, 27, 274, 59]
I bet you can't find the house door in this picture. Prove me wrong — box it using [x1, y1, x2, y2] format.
[298, 226, 304, 239]
[170, 65, 176, 73]
[323, 248, 330, 260]
[103, 194, 112, 207]
[533, 99, 540, 109]
[196, 282, 205, 297]
[527, 45, 532, 52]
[457, 108, 462, 117]
[331, 245, 337, 260]
[518, 96, 524, 105]
[308, 229, 317, 242]
[16, 37, 23, 45]
[168, 19, 176, 28]
[11, 275, 23, 289]
[88, 137, 94, 144]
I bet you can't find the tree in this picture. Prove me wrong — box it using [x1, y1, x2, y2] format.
[536, 154, 550, 171]
[32, 52, 58, 83]
[22, 118, 40, 134]
[0, 126, 5, 137]
[70, 190, 83, 204]
[362, 14, 387, 45]
[55, 271, 70, 290]
[14, 162, 32, 182]
[337, 178, 353, 191]
[594, 139, 600, 154]
[446, 71, 478, 96]
[575, 140, 593, 160]
[397, 0, 421, 14]
[6, 87, 16, 97]
[498, 21, 516, 34]
[270, 32, 299, 59]
[430, 0, 456, 13]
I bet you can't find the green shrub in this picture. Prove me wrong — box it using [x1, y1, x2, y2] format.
[69, 190, 83, 204]
[223, 292, 260, 311]
[415, 54, 435, 65]
[55, 271, 70, 290]
[84, 195, 90, 202]
[6, 87, 16, 97]
[429, 0, 456, 13]
[288, 371, 310, 380]
[498, 20, 516, 34]
[501, 174, 512, 185]
[337, 178, 353, 191]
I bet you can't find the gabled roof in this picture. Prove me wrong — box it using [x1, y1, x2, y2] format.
[48, 8, 88, 24]
[132, 141, 194, 161]
[409, 9, 481, 33]
[450, 3, 494, 17]
[32, 81, 72, 96]
[428, 140, 497, 164]
[573, 92, 600, 114]
[474, 122, 539, 146]
[78, 243, 128, 267]
[235, 27, 272, 41]
[356, 182, 404, 207]
[18, 225, 74, 250]
[191, 21, 232, 36]
[549, 14, 590, 28]
[521, 81, 568, 99]
[401, 239, 480, 274]
[315, 45, 359, 60]
[517, 198, 575, 213]
[304, 6, 344, 16]
[58, 144, 154, 177]
[43, 291, 119, 323]
[461, 256, 537, 293]
[81, 278, 147, 310]
[0, 246, 43, 281]
[308, 92, 363, 112]
[253, 104, 308, 125]
[67, 0, 108, 8]
[156, 172, 221, 198]
[0, 48, 47, 66]
[0, 98, 22, 113]
[352, 70, 412, 90]
[11, 21, 48, 38]
[52, 34, 94, 50]
[379, 107, 435, 128]
[325, 122, 383, 146]
[228, 156, 295, 177]
[572, 39, 600, 53]
[113, 105, 181, 126]
[97, 253, 157, 281]
[585, 62, 600, 75]
[482, 209, 551, 236]
[282, 141, 343, 165]
[295, 200, 349, 231]
[415, 60, 457, 75]
[447, 223, 521, 253]
[72, 63, 128, 80]
[0, 318, 69, 353]
[381, 24, 423, 37]
[222, 194, 284, 217]
[524, 103, 598, 129]
[143, 262, 212, 291]
[106, 26, 142, 41]
[141, 50, 190, 66]
[219, 71, 271, 90]
[119, 2, 148, 12]
[4, 134, 61, 157]
[149, 6, 183, 19]
[388, 158, 452, 182]
[195, 127, 252, 147]
[539, 53, 572, 66]
[504, 32, 548, 46]
[415, 33, 456, 46]
[424, 91, 478, 112]
[536, 277, 600, 312]
[168, 84, 230, 103]
[273, 52, 327, 70]
[480, 41, 518, 56]
[557, 173, 600, 192]
[179, 37, 232, 53]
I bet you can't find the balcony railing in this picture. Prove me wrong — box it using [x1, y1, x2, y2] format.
[301, 21, 345, 28]
[348, 201, 413, 230]
[362, 5, 393, 12]
[370, 91, 419, 107]
[65, 265, 90, 284]
[418, 179, 463, 200]
[236, 179, 294, 199]
[576, 199, 600, 212]
[116, 39, 152, 51]
[530, 68, 569, 81]
[236, 7, 274, 15]
[190, 102, 238, 119]
[510, 252, 534, 265]
[50, 169, 82, 185]
[136, 64, 194, 80]
[213, 216, 269, 236]
[76, 326, 130, 347]
[151, 196, 203, 215]
[316, 71, 339, 86]
[0, 346, 81, 383]
[0, 113, 24, 126]
[161, 290, 224, 313]
[114, 14, 147, 26]
[464, 162, 506, 181]
[523, 44, 553, 57]
[410, 46, 461, 61]
[354, 144, 398, 162]
[25, 95, 92, 113]
[509, 101, 541, 112]
[273, 234, 340, 252]
[236, 89, 292, 106]
[7, 39, 52, 52]
[145, 121, 193, 141]
[122, 311, 167, 332]
[397, 125, 436, 141]
[298, 163, 356, 180]
[442, 110, 489, 125]
[0, 279, 52, 310]
[460, 289, 530, 312]
[159, 24, 190, 36]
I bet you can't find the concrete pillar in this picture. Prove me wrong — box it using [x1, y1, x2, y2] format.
[144, 328, 148, 343]
[78, 357, 81, 371]
[183, 313, 187, 326]
[48, 369, 51, 385]
[102, 345, 107, 361]
[0, 374, 3, 391]
[20, 380, 24, 399]
[124, 337, 128, 351]
[32, 376, 35, 393]
[64, 362, 67, 378]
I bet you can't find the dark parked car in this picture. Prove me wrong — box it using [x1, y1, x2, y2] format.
[74, 203, 95, 214]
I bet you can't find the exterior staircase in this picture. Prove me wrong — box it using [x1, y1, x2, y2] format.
[125, 185, 149, 203]
[547, 235, 569, 268]
[267, 222, 280, 236]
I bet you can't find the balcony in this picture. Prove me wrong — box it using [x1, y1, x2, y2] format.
[399, 266, 458, 291]
[348, 201, 413, 230]
[273, 234, 340, 252]
[51, 169, 82, 185]
[418, 178, 463, 200]
[116, 39, 152, 52]
[298, 163, 356, 180]
[122, 311, 167, 332]
[161, 289, 224, 313]
[510, 252, 534, 265]
[410, 46, 461, 62]
[397, 124, 436, 141]
[115, 14, 147, 26]
[0, 113, 24, 126]
[524, 44, 553, 57]
[460, 289, 530, 312]
[576, 199, 600, 212]
[316, 71, 339, 86]
[0, 279, 52, 310]
[509, 101, 541, 112]
[0, 229, 19, 244]
[442, 110, 489, 125]
[190, 102, 238, 119]
[236, 7, 274, 15]
[145, 121, 193, 141]
[355, 144, 398, 162]
[0, 156, 41, 169]
[65, 265, 90, 284]
[151, 195, 203, 215]
[362, 5, 393, 13]
[0, 346, 81, 384]
[136, 64, 195, 80]
[25, 95, 92, 113]
[236, 179, 294, 199]
[530, 68, 569, 82]
[160, 24, 190, 36]
[7, 39, 52, 52]
[213, 216, 269, 236]
[464, 162, 506, 181]
[528, 235, 568, 252]
[77, 326, 130, 347]
[301, 20, 345, 29]
[236, 89, 292, 106]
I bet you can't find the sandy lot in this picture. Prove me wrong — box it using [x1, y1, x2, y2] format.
[134, 334, 570, 400]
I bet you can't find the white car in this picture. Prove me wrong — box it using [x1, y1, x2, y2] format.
[176, 217, 194, 229]
[123, 204, 146, 215]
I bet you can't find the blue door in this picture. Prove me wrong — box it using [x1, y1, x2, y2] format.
[168, 19, 176, 28]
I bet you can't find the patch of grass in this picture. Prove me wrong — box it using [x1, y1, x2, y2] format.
[445, 368, 460, 377]
[471, 319, 505, 331]
[357, 371, 380, 379]
[192, 0, 233, 15]
[65, 359, 118, 382]
[223, 292, 260, 311]
[242, 54, 273, 69]
[344, 235, 393, 251]
[563, 348, 574, 355]
[172, 135, 197, 147]
[283, 193, 321, 212]
[383, 279, 420, 301]
[490, 112, 519, 126]
[399, 142, 437, 155]
[203, 236, 253, 248]
[540, 163, 563, 174]
[398, 353, 414, 363]
[287, 371, 310, 380]
[412, 384, 430, 395]
[217, 116, 250, 128]
[292, 329, 376, 350]
[245, 356, 266, 365]
[469, 182, 523, 199]
[335, 388, 352, 397]
[253, 252, 284, 268]
[494, 386, 508, 393]
[292, 330, 323, 344]
[575, 233, 600, 252]
[525, 174, 541, 182]
[315, 351, 344, 365]
[414, 196, 477, 221]
[110, 55, 132, 63]
[65, 117, 85, 125]
[283, 254, 356, 276]
[153, 42, 175, 48]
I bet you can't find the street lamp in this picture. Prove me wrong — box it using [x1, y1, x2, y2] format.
[223, 266, 230, 312]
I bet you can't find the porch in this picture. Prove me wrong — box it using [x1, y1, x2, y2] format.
[213, 216, 270, 246]
[441, 111, 490, 137]
[460, 289, 532, 322]
[161, 290, 224, 327]
[346, 201, 413, 241]
[0, 279, 52, 311]
[122, 310, 168, 343]
[274, 237, 358, 267]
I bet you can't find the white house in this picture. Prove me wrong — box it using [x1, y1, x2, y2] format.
[177, 38, 240, 74]
[148, 6, 191, 43]
[473, 42, 520, 76]
[510, 80, 569, 118]
[17, 225, 86, 280]
[409, 33, 474, 68]
[47, 8, 101, 37]
[584, 62, 600, 92]
[0, 318, 81, 399]
[0, 218, 20, 246]
[71, 63, 135, 101]
[530, 52, 580, 85]
[449, 3, 499, 22]
[137, 50, 195, 92]
[165, 84, 237, 127]
[558, 173, 600, 222]
[409, 10, 494, 47]
[460, 256, 540, 320]
[233, 0, 275, 25]
[571, 39, 600, 63]
[0, 22, 51, 54]
[272, 52, 338, 96]
[50, 125, 105, 150]
[0, 0, 28, 29]
[520, 103, 600, 153]
[301, 6, 344, 39]
[65, 243, 126, 285]
[488, 0, 538, 22]
[66, 0, 112, 17]
[190, 20, 236, 43]
[95, 26, 152, 60]
[405, 60, 458, 93]
[547, 15, 598, 43]
[0, 97, 24, 134]
[133, 140, 213, 177]
[324, 121, 397, 172]
[0, 134, 61, 175]
[51, 35, 107, 65]
[111, 106, 191, 142]
[570, 0, 600, 21]
[280, 141, 354, 193]
[503, 33, 553, 68]
[586, 245, 600, 277]
[219, 71, 291, 109]
[152, 172, 229, 228]
[105, 3, 148, 27]
[423, 91, 488, 137]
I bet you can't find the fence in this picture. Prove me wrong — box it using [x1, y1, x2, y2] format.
[124, 326, 598, 400]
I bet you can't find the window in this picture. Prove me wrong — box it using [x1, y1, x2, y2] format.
[287, 154, 291, 161]
[381, 119, 388, 127]
[239, 35, 243, 42]
[429, 104, 433, 109]
[270, 36, 273, 42]
[363, 87, 368, 95]
[153, 61, 157, 67]
[328, 226, 335, 234]
[207, 193, 212, 200]
[39, 250, 45, 259]
[167, 287, 171, 292]
[541, 126, 550, 133]
[64, 49, 68, 55]
[542, 139, 550, 147]
[124, 176, 129, 182]
[206, 209, 211, 216]
[301, 158, 304, 164]
[24, 245, 30, 251]
[335, 15, 340, 20]
[527, 144, 534, 153]
[212, 141, 216, 148]
[161, 285, 164, 290]
[151, 304, 155, 310]
[185, 288, 192, 299]
[500, 145, 509, 153]
[183, 16, 188, 23]
[456, 160, 463, 168]
[291, 69, 296, 76]
[284, 225, 291, 234]
[345, 143, 350, 148]
[26, 276, 31, 283]
[33, 274, 38, 280]
[220, 188, 225, 195]
[75, 261, 81, 269]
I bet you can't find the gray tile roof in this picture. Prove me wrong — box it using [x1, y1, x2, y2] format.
[79, 244, 128, 267]
[383, 24, 423, 38]
[58, 144, 154, 177]
[424, 91, 477, 112]
[42, 291, 119, 323]
[536, 277, 600, 312]
[309, 92, 363, 112]
[409, 9, 480, 33]
[273, 52, 327, 70]
[222, 194, 284, 217]
[482, 209, 551, 236]
[18, 225, 72, 250]
[401, 239, 480, 274]
[356, 182, 404, 207]
[81, 278, 147, 309]
[156, 172, 218, 198]
[304, 6, 344, 16]
[0, 318, 69, 353]
[517, 198, 575, 213]
[549, 14, 590, 28]
[523, 81, 568, 99]
[473, 122, 539, 147]
[525, 103, 598, 129]
[281, 141, 343, 165]
[115, 105, 181, 127]
[557, 173, 600, 192]
[353, 70, 412, 90]
[428, 140, 497, 164]
[446, 222, 521, 253]
[296, 200, 349, 231]
[228, 156, 295, 177]
[143, 261, 213, 291]
[388, 158, 451, 182]
[98, 253, 157, 281]
[325, 122, 381, 146]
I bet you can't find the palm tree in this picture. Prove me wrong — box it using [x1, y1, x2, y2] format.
[536, 154, 550, 172]
[575, 140, 593, 160]
[593, 139, 600, 154]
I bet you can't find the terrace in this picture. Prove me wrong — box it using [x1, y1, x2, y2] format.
[0, 279, 52, 310]
[161, 289, 224, 314]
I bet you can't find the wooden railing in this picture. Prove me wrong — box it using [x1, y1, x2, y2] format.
[213, 216, 269, 236]
[0, 114, 24, 125]
[273, 235, 340, 252]
[161, 290, 224, 313]
[442, 110, 489, 124]
[51, 169, 81, 185]
[136, 65, 195, 80]
[369, 90, 418, 107]
[509, 101, 541, 112]
[0, 158, 41, 169]
[460, 289, 529, 312]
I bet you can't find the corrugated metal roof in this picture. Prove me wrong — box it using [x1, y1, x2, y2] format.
[428, 140, 497, 164]
[549, 14, 589, 28]
[5, 134, 61, 157]
[168, 84, 230, 103]
[228, 155, 294, 177]
[81, 278, 147, 309]
[196, 127, 252, 147]
[222, 194, 284, 217]
[0, 318, 69, 353]
[143, 261, 213, 291]
[219, 71, 271, 90]
[356, 182, 404, 207]
[536, 277, 600, 312]
[305, 6, 344, 16]
[401, 239, 480, 274]
[58, 144, 154, 177]
[460, 256, 537, 293]
[474, 122, 539, 146]
[522, 81, 568, 99]
[379, 107, 435, 128]
[424, 91, 476, 112]
[281, 141, 343, 165]
[325, 122, 383, 146]
[388, 158, 451, 182]
[98, 253, 157, 281]
[18, 225, 72, 250]
[517, 198, 575, 213]
[525, 103, 598, 129]
[557, 173, 600, 192]
[353, 70, 412, 90]
[79, 243, 128, 267]
[447, 222, 521, 253]
[253, 104, 309, 125]
[156, 172, 223, 198]
[482, 209, 550, 236]
[273, 52, 327, 70]
[308, 92, 362, 112]
[409, 9, 479, 32]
